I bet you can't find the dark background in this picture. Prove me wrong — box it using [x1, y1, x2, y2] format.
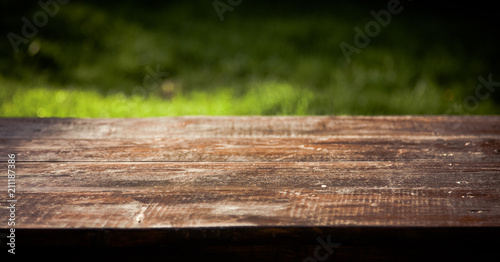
[1, 0, 499, 116]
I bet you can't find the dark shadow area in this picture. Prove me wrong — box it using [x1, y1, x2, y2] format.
[7, 226, 500, 261]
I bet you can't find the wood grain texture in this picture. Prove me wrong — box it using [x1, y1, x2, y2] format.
[1, 116, 499, 139]
[11, 161, 500, 228]
[0, 116, 499, 260]
[1, 136, 499, 162]
[1, 116, 499, 163]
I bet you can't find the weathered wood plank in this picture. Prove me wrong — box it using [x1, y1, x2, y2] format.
[1, 116, 499, 139]
[1, 116, 499, 162]
[4, 161, 499, 228]
[0, 116, 499, 260]
[2, 137, 499, 162]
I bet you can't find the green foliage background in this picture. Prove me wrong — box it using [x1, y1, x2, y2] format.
[1, 0, 499, 117]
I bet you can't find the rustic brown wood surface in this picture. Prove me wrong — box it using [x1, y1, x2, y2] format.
[1, 116, 499, 260]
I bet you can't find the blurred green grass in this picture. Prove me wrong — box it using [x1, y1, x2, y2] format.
[0, 0, 499, 117]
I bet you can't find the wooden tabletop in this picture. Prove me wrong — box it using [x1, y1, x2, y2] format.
[1, 116, 499, 260]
